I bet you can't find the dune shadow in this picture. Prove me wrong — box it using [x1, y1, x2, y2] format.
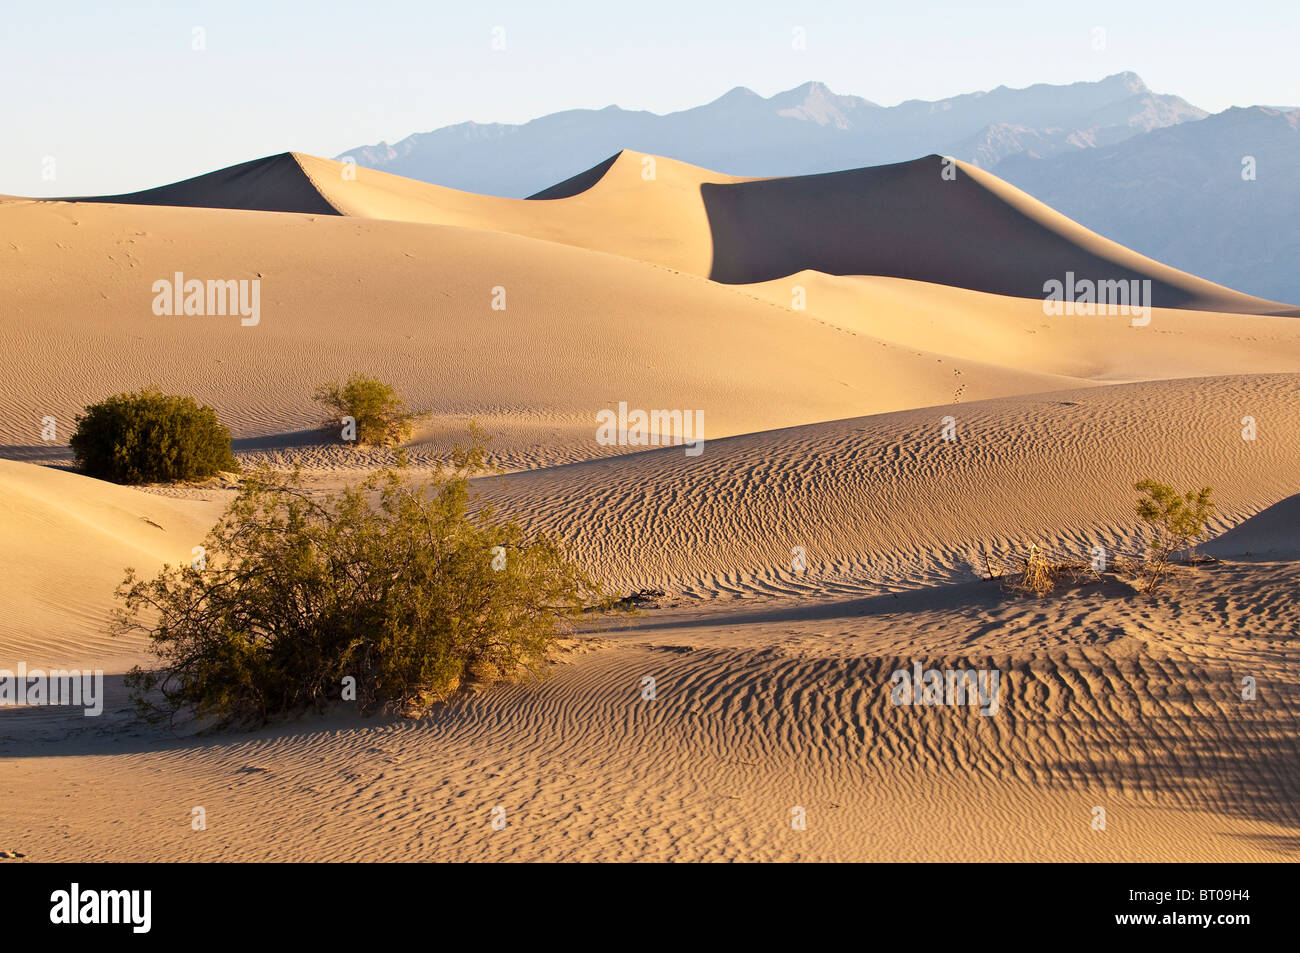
[0, 671, 406, 759]
[1203, 493, 1300, 561]
[600, 573, 1137, 634]
[64, 153, 341, 216]
[231, 429, 332, 452]
[1039, 703, 1300, 845]
[0, 444, 75, 464]
[699, 157, 1229, 310]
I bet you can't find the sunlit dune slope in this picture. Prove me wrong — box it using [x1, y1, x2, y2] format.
[0, 459, 224, 668]
[478, 374, 1300, 597]
[743, 272, 1300, 382]
[0, 197, 1092, 465]
[51, 150, 1297, 314]
[6, 194, 1300, 470]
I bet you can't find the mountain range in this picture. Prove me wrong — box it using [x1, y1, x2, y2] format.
[340, 73, 1298, 303]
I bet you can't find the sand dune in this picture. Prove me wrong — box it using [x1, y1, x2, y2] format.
[0, 196, 1098, 470]
[1, 376, 1293, 666]
[1204, 494, 1300, 559]
[72, 153, 340, 216]
[478, 374, 1300, 598]
[701, 157, 1299, 313]
[743, 272, 1300, 382]
[66, 150, 739, 277]
[3, 542, 1295, 862]
[5, 192, 1300, 475]
[57, 150, 1297, 314]
[2, 143, 1297, 863]
[0, 460, 225, 670]
[3, 377, 1297, 860]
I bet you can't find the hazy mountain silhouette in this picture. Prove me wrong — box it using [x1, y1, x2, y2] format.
[339, 73, 1300, 303]
[995, 106, 1300, 304]
[341, 73, 1201, 196]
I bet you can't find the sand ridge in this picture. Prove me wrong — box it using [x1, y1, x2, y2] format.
[52, 149, 1298, 314]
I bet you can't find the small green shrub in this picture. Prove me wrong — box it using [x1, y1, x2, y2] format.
[1134, 480, 1216, 593]
[113, 438, 603, 728]
[314, 373, 426, 447]
[69, 388, 237, 484]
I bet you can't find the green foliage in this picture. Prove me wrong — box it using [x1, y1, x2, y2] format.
[313, 373, 427, 447]
[1133, 479, 1216, 593]
[69, 388, 237, 484]
[113, 438, 602, 728]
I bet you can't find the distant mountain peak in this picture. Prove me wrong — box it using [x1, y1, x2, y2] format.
[1102, 70, 1150, 93]
[711, 85, 762, 104]
[759, 81, 878, 129]
[778, 80, 834, 97]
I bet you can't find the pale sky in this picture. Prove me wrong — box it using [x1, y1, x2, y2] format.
[4, 0, 1297, 195]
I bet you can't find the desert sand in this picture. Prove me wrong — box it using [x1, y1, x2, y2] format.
[0, 151, 1295, 861]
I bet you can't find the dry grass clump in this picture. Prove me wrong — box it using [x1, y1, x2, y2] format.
[1002, 544, 1099, 597]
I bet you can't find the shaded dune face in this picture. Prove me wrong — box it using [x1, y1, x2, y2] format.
[66, 153, 341, 216]
[527, 153, 622, 200]
[700, 155, 1298, 314]
[1203, 493, 1300, 559]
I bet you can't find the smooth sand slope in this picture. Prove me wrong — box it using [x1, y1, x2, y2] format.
[60, 150, 1298, 314]
[743, 272, 1300, 382]
[0, 460, 225, 670]
[5, 192, 1300, 472]
[1, 148, 1296, 862]
[0, 196, 1087, 469]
